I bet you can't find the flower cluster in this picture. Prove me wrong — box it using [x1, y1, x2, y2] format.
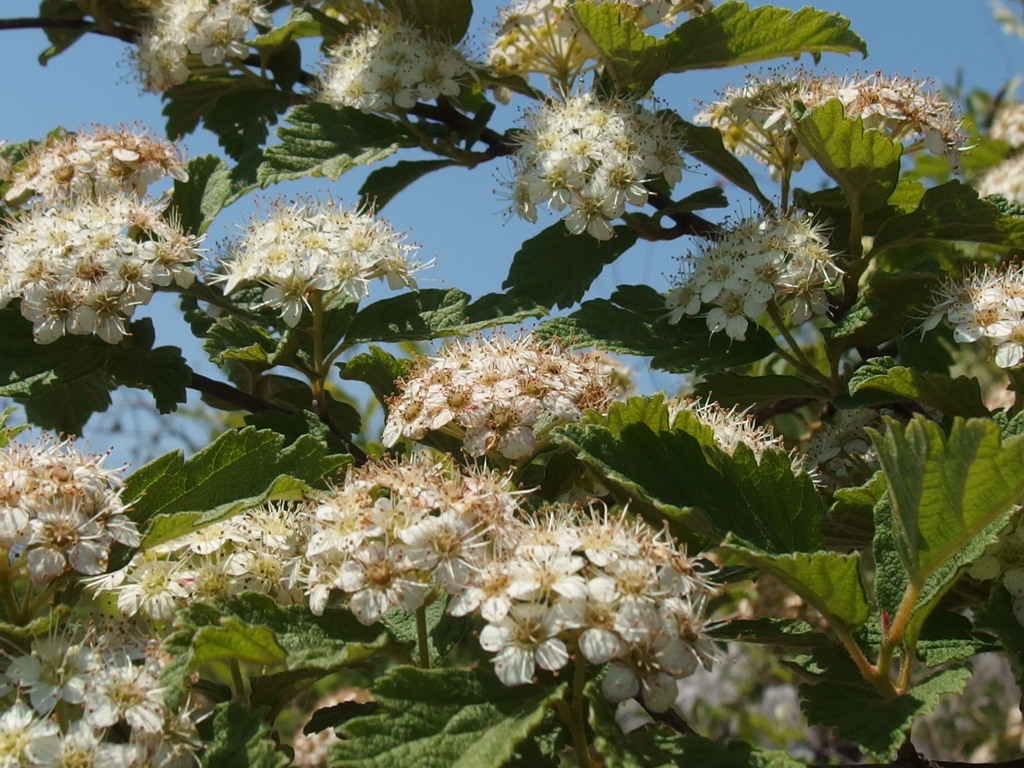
[969, 510, 1024, 626]
[488, 0, 711, 87]
[507, 92, 685, 239]
[977, 106, 1024, 204]
[924, 263, 1024, 368]
[0, 432, 140, 584]
[135, 0, 271, 92]
[0, 627, 200, 767]
[665, 214, 841, 340]
[804, 408, 887, 489]
[92, 501, 309, 621]
[4, 126, 188, 206]
[216, 198, 425, 326]
[0, 195, 200, 343]
[695, 70, 964, 178]
[669, 397, 810, 477]
[382, 333, 622, 459]
[318, 20, 472, 113]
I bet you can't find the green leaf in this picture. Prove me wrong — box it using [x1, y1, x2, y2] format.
[848, 358, 988, 418]
[872, 180, 1024, 254]
[343, 288, 545, 346]
[338, 346, 413, 408]
[673, 121, 771, 207]
[791, 99, 902, 214]
[706, 617, 829, 647]
[379, 597, 466, 665]
[202, 700, 290, 768]
[192, 617, 287, 669]
[557, 403, 823, 552]
[0, 310, 189, 434]
[125, 428, 347, 548]
[720, 539, 870, 627]
[572, 2, 865, 94]
[874, 416, 1024, 584]
[250, 8, 324, 47]
[359, 159, 458, 210]
[168, 154, 249, 235]
[502, 224, 638, 310]
[331, 666, 563, 768]
[537, 284, 776, 375]
[258, 104, 415, 187]
[799, 662, 970, 758]
[693, 373, 828, 409]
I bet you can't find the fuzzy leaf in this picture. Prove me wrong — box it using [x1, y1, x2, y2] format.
[168, 154, 245, 235]
[338, 346, 413, 408]
[258, 104, 415, 186]
[503, 224, 638, 310]
[125, 428, 347, 548]
[848, 358, 988, 418]
[792, 99, 902, 214]
[537, 284, 775, 374]
[331, 666, 563, 768]
[203, 700, 290, 768]
[192, 618, 287, 669]
[694, 373, 828, 409]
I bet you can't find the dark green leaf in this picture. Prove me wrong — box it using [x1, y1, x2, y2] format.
[379, 0, 474, 41]
[872, 180, 1024, 254]
[694, 373, 828, 409]
[124, 428, 348, 548]
[502, 224, 638, 310]
[202, 700, 290, 768]
[792, 99, 902, 214]
[167, 155, 236, 235]
[332, 666, 563, 768]
[258, 104, 415, 186]
[673, 121, 771, 207]
[537, 284, 776, 375]
[338, 346, 413, 408]
[848, 358, 989, 418]
[706, 617, 830, 647]
[359, 159, 458, 210]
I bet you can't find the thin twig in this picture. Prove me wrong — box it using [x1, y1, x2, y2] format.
[0, 17, 137, 43]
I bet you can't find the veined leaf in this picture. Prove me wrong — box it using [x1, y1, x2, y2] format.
[502, 224, 638, 310]
[848, 358, 988, 418]
[792, 100, 902, 214]
[331, 666, 563, 768]
[572, 2, 865, 95]
[168, 154, 255, 235]
[124, 427, 347, 548]
[694, 373, 828, 409]
[672, 121, 771, 207]
[258, 104, 416, 186]
[359, 159, 458, 210]
[204, 701, 290, 768]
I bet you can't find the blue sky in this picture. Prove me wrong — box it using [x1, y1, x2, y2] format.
[1, 1, 1021, 459]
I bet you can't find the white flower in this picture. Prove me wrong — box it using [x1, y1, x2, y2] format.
[479, 603, 569, 686]
[0, 702, 58, 767]
[84, 654, 167, 734]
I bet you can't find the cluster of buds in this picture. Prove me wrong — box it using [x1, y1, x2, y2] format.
[0, 196, 200, 343]
[318, 19, 472, 113]
[665, 214, 842, 341]
[488, 0, 712, 88]
[924, 263, 1024, 368]
[382, 333, 622, 460]
[3, 126, 188, 206]
[969, 509, 1024, 626]
[804, 408, 887, 490]
[0, 627, 199, 767]
[135, 0, 271, 92]
[91, 501, 309, 621]
[507, 92, 685, 240]
[0, 432, 140, 585]
[695, 70, 964, 178]
[216, 198, 425, 326]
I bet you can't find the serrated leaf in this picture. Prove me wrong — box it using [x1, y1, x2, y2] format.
[192, 617, 287, 669]
[124, 428, 347, 548]
[203, 700, 290, 768]
[720, 539, 870, 627]
[167, 154, 240, 235]
[258, 104, 415, 186]
[379, 0, 473, 41]
[572, 2, 865, 95]
[799, 664, 970, 758]
[536, 284, 775, 375]
[338, 346, 413, 408]
[848, 358, 988, 418]
[332, 666, 563, 768]
[359, 159, 458, 210]
[792, 99, 902, 214]
[502, 224, 638, 310]
[872, 180, 1024, 254]
[694, 373, 828, 409]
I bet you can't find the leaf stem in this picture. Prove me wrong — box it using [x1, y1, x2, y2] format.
[876, 579, 922, 693]
[556, 651, 593, 768]
[230, 658, 250, 703]
[310, 290, 327, 418]
[767, 305, 838, 393]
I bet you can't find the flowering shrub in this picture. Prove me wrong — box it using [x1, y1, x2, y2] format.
[2, 2, 1024, 767]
